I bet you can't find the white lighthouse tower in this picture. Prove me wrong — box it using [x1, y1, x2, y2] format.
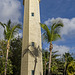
[21, 0, 43, 75]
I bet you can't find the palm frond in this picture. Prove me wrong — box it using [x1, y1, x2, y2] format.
[52, 54, 60, 58]
[7, 19, 11, 28]
[6, 20, 12, 32]
[0, 20, 22, 40]
[4, 29, 7, 39]
[9, 24, 22, 40]
[52, 51, 58, 54]
[53, 33, 61, 41]
[40, 22, 64, 42]
[51, 23, 56, 33]
[42, 32, 48, 43]
[11, 24, 21, 33]
[4, 24, 7, 27]
[40, 23, 49, 31]
[53, 23, 64, 30]
[40, 23, 51, 42]
[0, 22, 5, 28]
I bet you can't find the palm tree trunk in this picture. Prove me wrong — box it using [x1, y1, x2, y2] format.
[5, 40, 10, 75]
[44, 61, 46, 75]
[48, 42, 53, 75]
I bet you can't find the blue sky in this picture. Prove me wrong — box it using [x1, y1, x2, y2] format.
[0, 0, 75, 57]
[40, 0, 75, 57]
[40, 0, 75, 22]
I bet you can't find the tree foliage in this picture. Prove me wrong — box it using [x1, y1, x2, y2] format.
[10, 37, 22, 75]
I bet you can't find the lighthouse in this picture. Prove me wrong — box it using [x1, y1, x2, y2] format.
[21, 0, 43, 75]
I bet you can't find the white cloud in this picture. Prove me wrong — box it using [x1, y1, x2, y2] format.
[0, 0, 22, 23]
[44, 18, 75, 37]
[53, 44, 70, 56]
[70, 47, 75, 53]
[0, 0, 22, 39]
[44, 18, 52, 26]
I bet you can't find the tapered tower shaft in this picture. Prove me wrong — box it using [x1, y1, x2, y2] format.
[21, 0, 43, 75]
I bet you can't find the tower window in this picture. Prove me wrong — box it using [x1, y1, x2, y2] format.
[31, 42, 35, 47]
[31, 70, 34, 75]
[31, 13, 34, 16]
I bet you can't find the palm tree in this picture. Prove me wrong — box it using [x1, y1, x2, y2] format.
[0, 20, 21, 75]
[40, 22, 63, 75]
